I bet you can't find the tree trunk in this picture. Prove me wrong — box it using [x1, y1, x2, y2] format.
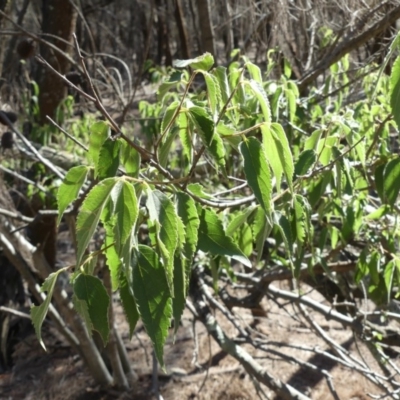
[195, 0, 216, 56]
[37, 0, 77, 125]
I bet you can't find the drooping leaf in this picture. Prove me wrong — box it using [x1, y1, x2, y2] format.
[176, 193, 200, 264]
[173, 53, 214, 71]
[146, 190, 179, 296]
[383, 157, 400, 207]
[240, 137, 272, 218]
[213, 66, 230, 105]
[197, 207, 251, 267]
[111, 179, 138, 251]
[31, 270, 65, 350]
[250, 206, 271, 263]
[187, 183, 213, 199]
[76, 178, 117, 267]
[208, 132, 226, 170]
[270, 123, 294, 191]
[204, 72, 222, 117]
[294, 149, 316, 177]
[120, 140, 140, 178]
[247, 79, 271, 123]
[57, 165, 89, 225]
[88, 121, 109, 166]
[245, 60, 262, 84]
[187, 106, 214, 146]
[390, 56, 400, 129]
[74, 274, 110, 345]
[120, 272, 139, 339]
[97, 138, 121, 179]
[172, 256, 186, 335]
[178, 112, 192, 173]
[133, 245, 172, 368]
[159, 127, 179, 168]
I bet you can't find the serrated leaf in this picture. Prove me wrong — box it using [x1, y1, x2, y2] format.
[31, 270, 63, 350]
[97, 139, 121, 179]
[172, 256, 186, 335]
[240, 137, 272, 218]
[76, 178, 117, 267]
[111, 180, 138, 250]
[383, 157, 400, 206]
[133, 245, 172, 368]
[245, 60, 262, 84]
[120, 272, 139, 339]
[176, 193, 200, 264]
[120, 141, 140, 178]
[238, 222, 253, 257]
[161, 100, 180, 135]
[213, 66, 230, 104]
[251, 206, 270, 263]
[146, 190, 179, 296]
[275, 212, 293, 256]
[208, 132, 226, 170]
[173, 53, 214, 71]
[158, 126, 179, 168]
[197, 207, 251, 267]
[188, 106, 214, 146]
[390, 56, 400, 129]
[187, 183, 213, 199]
[178, 112, 192, 172]
[204, 72, 221, 117]
[57, 165, 89, 225]
[74, 274, 110, 345]
[295, 149, 316, 177]
[247, 79, 271, 123]
[270, 123, 294, 191]
[88, 121, 109, 165]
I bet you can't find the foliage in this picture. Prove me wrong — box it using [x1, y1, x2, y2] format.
[30, 49, 400, 378]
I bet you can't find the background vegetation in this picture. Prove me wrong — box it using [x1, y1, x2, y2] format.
[1, 1, 400, 399]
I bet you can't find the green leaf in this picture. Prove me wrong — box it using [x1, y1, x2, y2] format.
[133, 245, 172, 368]
[176, 193, 200, 264]
[161, 100, 180, 135]
[197, 207, 251, 267]
[173, 53, 214, 71]
[120, 272, 139, 339]
[188, 106, 214, 146]
[383, 157, 400, 206]
[213, 66, 230, 104]
[294, 149, 316, 177]
[57, 165, 89, 225]
[120, 141, 140, 178]
[237, 222, 253, 257]
[76, 178, 117, 267]
[97, 139, 121, 179]
[187, 183, 213, 199]
[270, 123, 294, 191]
[384, 260, 395, 304]
[240, 137, 272, 218]
[88, 121, 109, 166]
[172, 256, 186, 335]
[158, 126, 179, 168]
[245, 60, 263, 84]
[178, 112, 192, 173]
[111, 180, 138, 250]
[31, 270, 64, 350]
[226, 206, 256, 237]
[390, 56, 400, 129]
[247, 79, 271, 123]
[146, 190, 179, 296]
[251, 206, 271, 263]
[204, 72, 222, 117]
[157, 71, 183, 101]
[208, 132, 226, 170]
[74, 274, 110, 345]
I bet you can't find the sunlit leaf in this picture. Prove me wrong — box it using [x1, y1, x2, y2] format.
[133, 246, 172, 368]
[197, 207, 251, 267]
[57, 165, 89, 225]
[173, 53, 214, 71]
